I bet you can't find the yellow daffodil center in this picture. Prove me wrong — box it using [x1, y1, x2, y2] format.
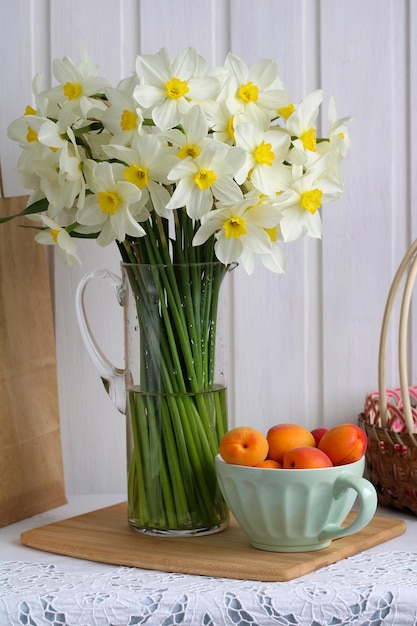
[238, 81, 259, 103]
[338, 131, 345, 140]
[97, 191, 120, 215]
[124, 164, 149, 189]
[178, 144, 200, 159]
[50, 228, 60, 243]
[120, 109, 138, 131]
[165, 77, 189, 100]
[194, 169, 216, 190]
[24, 105, 37, 116]
[301, 128, 317, 151]
[264, 226, 277, 242]
[253, 141, 274, 166]
[227, 116, 235, 141]
[278, 103, 295, 119]
[300, 188, 322, 214]
[26, 126, 38, 142]
[63, 82, 82, 100]
[223, 216, 247, 239]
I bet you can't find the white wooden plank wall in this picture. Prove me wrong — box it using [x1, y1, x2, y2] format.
[1, 0, 415, 494]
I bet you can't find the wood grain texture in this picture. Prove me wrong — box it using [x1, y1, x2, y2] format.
[20, 503, 406, 582]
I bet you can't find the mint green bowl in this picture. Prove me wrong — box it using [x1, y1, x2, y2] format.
[215, 455, 377, 552]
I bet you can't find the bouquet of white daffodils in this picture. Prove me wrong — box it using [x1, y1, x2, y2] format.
[3, 47, 352, 533]
[4, 46, 351, 273]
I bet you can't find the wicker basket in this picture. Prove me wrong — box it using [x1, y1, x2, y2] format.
[359, 238, 417, 515]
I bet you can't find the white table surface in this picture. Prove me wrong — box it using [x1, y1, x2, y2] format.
[1, 496, 417, 625]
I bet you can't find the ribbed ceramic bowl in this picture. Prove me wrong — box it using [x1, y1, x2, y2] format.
[215, 455, 377, 552]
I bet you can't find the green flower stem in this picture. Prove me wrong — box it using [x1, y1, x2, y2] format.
[177, 264, 203, 385]
[131, 367, 191, 526]
[173, 395, 220, 518]
[159, 396, 194, 523]
[120, 215, 229, 532]
[127, 393, 150, 522]
[135, 320, 194, 525]
[173, 214, 204, 383]
[205, 263, 225, 384]
[129, 392, 178, 528]
[216, 386, 228, 440]
[142, 224, 199, 392]
[123, 262, 183, 393]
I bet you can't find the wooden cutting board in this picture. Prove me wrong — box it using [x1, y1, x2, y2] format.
[20, 503, 406, 581]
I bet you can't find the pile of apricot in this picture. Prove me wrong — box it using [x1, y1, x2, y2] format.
[219, 423, 367, 469]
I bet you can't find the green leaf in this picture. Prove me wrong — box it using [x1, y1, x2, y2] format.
[69, 230, 100, 240]
[0, 197, 49, 224]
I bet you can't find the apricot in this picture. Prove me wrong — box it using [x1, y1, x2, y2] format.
[318, 423, 367, 465]
[283, 446, 333, 469]
[219, 426, 269, 466]
[267, 423, 316, 464]
[255, 459, 282, 469]
[311, 427, 329, 446]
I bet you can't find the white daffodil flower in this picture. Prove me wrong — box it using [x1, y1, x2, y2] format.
[166, 141, 244, 219]
[18, 122, 84, 214]
[15, 144, 44, 192]
[161, 105, 211, 161]
[222, 53, 285, 125]
[45, 46, 110, 118]
[103, 133, 177, 218]
[318, 96, 353, 160]
[78, 160, 146, 246]
[7, 112, 57, 194]
[204, 99, 238, 145]
[35, 116, 85, 208]
[234, 122, 291, 195]
[274, 158, 343, 241]
[205, 99, 264, 146]
[315, 99, 354, 190]
[34, 215, 82, 267]
[28, 148, 76, 215]
[285, 90, 323, 160]
[228, 194, 287, 274]
[193, 193, 281, 265]
[102, 86, 144, 145]
[134, 47, 220, 130]
[7, 112, 49, 149]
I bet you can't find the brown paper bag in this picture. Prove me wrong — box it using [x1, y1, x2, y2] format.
[0, 196, 66, 527]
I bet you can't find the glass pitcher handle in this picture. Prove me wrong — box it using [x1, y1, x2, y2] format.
[75, 268, 127, 414]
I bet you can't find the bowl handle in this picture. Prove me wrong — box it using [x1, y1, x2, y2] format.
[318, 475, 377, 542]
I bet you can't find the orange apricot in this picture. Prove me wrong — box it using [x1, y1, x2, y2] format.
[267, 423, 316, 464]
[283, 446, 333, 469]
[318, 423, 367, 465]
[219, 426, 269, 466]
[255, 459, 282, 469]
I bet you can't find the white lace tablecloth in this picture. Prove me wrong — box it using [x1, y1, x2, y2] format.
[1, 496, 417, 626]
